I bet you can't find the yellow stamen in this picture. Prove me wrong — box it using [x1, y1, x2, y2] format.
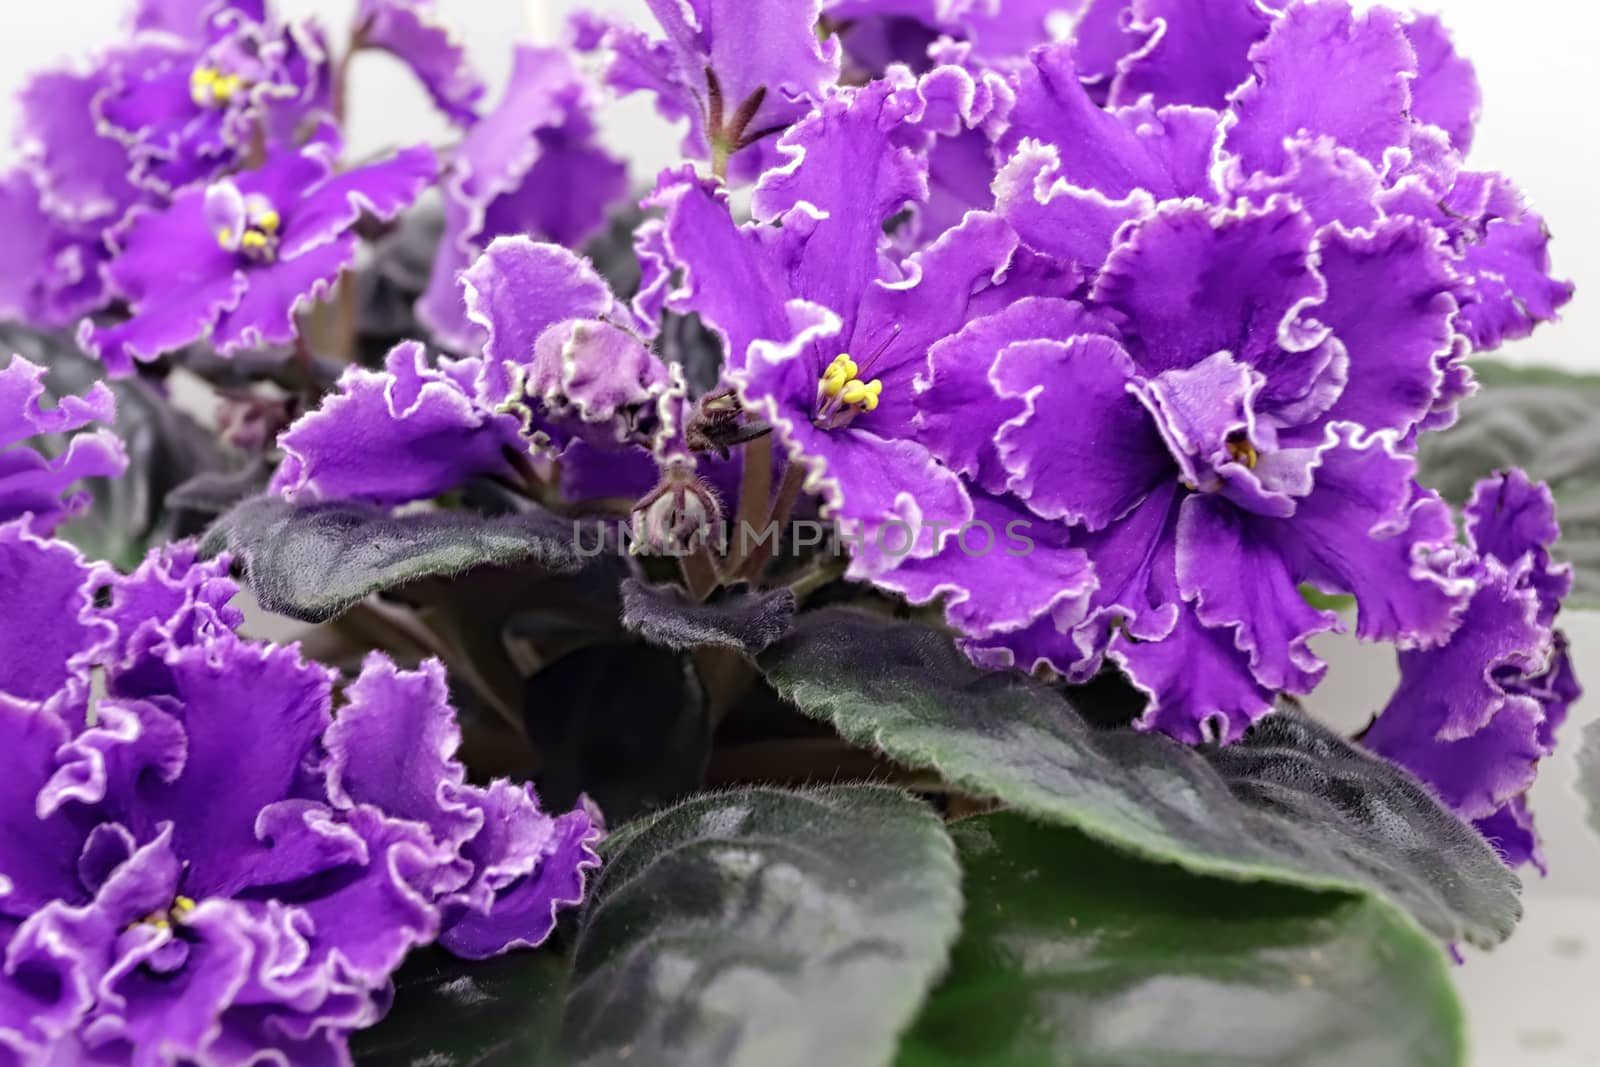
[255, 209, 280, 234]
[1226, 437, 1259, 470]
[173, 896, 197, 914]
[240, 230, 270, 252]
[839, 378, 882, 410]
[216, 227, 233, 249]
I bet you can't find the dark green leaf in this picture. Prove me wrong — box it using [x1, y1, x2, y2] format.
[559, 785, 962, 1067]
[201, 495, 585, 622]
[166, 457, 275, 517]
[524, 641, 710, 824]
[621, 578, 796, 653]
[758, 608, 1519, 947]
[897, 814, 1465, 1067]
[352, 946, 568, 1066]
[1417, 359, 1600, 604]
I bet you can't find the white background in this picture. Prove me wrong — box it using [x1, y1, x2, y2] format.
[2, 2, 1598, 1062]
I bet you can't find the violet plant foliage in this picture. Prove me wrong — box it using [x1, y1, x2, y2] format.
[0, 0, 1586, 1062]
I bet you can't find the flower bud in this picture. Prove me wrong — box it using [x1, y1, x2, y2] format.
[630, 465, 723, 555]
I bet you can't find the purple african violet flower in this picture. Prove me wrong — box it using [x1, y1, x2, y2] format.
[80, 137, 435, 374]
[995, 1, 1572, 358]
[1365, 471, 1580, 872]
[277, 237, 675, 507]
[904, 196, 1471, 742]
[0, 171, 117, 329]
[0, 356, 126, 538]
[129, 0, 265, 42]
[417, 46, 626, 351]
[647, 76, 1048, 573]
[584, 0, 841, 181]
[354, 0, 486, 124]
[0, 530, 600, 1064]
[98, 6, 332, 196]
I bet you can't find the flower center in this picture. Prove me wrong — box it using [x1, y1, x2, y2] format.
[190, 66, 245, 108]
[814, 354, 883, 429]
[1225, 434, 1259, 470]
[132, 894, 198, 931]
[217, 195, 282, 262]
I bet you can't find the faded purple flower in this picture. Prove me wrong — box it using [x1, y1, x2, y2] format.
[98, 8, 332, 196]
[355, 0, 486, 124]
[1365, 471, 1579, 871]
[0, 171, 116, 329]
[80, 138, 435, 374]
[0, 531, 600, 1064]
[0, 355, 126, 537]
[584, 0, 841, 181]
[417, 46, 626, 351]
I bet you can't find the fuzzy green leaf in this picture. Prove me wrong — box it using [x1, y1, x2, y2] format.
[758, 609, 1519, 947]
[897, 814, 1466, 1067]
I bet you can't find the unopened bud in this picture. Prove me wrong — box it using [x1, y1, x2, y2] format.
[630, 466, 723, 555]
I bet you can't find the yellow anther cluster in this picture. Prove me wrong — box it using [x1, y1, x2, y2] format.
[820, 354, 883, 413]
[217, 204, 282, 259]
[1225, 436, 1259, 470]
[133, 896, 197, 932]
[190, 66, 244, 108]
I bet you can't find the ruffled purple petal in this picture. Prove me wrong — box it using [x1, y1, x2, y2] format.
[646, 168, 796, 372]
[916, 296, 1115, 494]
[78, 194, 247, 375]
[1092, 196, 1326, 376]
[1266, 426, 1471, 649]
[279, 145, 435, 261]
[210, 235, 352, 352]
[751, 79, 930, 339]
[0, 357, 126, 536]
[437, 785, 601, 959]
[272, 341, 528, 506]
[0, 523, 110, 719]
[1466, 469, 1572, 625]
[424, 43, 627, 299]
[1453, 209, 1575, 352]
[460, 236, 619, 403]
[356, 0, 487, 124]
[322, 656, 475, 846]
[1111, 0, 1278, 109]
[993, 335, 1173, 529]
[1401, 12, 1480, 153]
[1223, 0, 1415, 175]
[873, 492, 1095, 652]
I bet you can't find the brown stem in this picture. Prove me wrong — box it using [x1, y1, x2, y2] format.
[333, 25, 369, 130]
[722, 433, 772, 573]
[678, 542, 722, 602]
[734, 461, 807, 583]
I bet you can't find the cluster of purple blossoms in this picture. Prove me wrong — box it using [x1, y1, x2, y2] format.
[1, 0, 624, 371]
[0, 499, 598, 1065]
[0, 1, 1584, 1055]
[264, 0, 1577, 870]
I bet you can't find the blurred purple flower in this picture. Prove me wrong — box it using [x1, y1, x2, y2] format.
[80, 137, 434, 374]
